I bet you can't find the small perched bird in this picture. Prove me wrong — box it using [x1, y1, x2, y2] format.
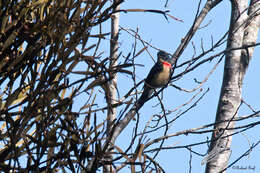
[137, 50, 176, 107]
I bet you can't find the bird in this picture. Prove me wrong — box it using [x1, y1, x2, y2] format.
[137, 50, 176, 107]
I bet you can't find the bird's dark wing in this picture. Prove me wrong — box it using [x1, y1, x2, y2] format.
[145, 62, 162, 85]
[137, 62, 162, 107]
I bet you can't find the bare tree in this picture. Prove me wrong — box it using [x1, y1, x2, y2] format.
[0, 0, 260, 172]
[205, 0, 260, 172]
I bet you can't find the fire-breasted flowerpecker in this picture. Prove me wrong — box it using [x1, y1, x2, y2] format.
[137, 50, 176, 107]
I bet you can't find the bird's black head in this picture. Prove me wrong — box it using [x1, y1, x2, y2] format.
[157, 50, 175, 64]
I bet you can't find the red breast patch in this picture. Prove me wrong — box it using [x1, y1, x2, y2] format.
[162, 61, 171, 68]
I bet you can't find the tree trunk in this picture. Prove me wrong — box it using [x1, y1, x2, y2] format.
[205, 0, 260, 172]
[104, 1, 120, 172]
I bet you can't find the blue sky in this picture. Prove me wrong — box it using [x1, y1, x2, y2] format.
[100, 0, 260, 172]
[76, 0, 260, 172]
[1, 1, 259, 172]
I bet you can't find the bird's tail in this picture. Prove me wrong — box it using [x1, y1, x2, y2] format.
[137, 86, 153, 107]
